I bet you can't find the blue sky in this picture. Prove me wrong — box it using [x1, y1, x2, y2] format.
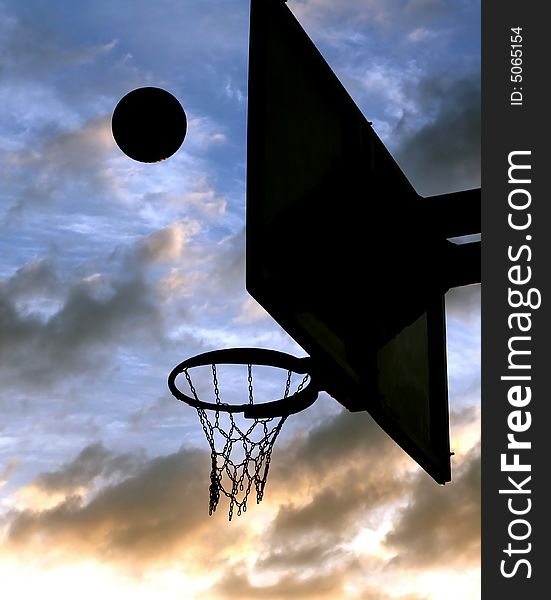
[0, 1, 480, 598]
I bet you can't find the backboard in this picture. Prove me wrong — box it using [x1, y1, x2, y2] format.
[246, 0, 453, 482]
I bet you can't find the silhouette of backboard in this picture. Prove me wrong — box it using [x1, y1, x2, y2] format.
[246, 0, 452, 482]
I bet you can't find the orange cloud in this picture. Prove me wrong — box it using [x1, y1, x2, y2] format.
[384, 444, 480, 568]
[1, 408, 480, 598]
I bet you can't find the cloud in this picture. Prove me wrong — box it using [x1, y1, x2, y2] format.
[0, 1, 481, 597]
[290, 0, 470, 36]
[0, 458, 19, 490]
[1, 404, 480, 595]
[34, 442, 144, 495]
[178, 228, 247, 322]
[258, 541, 343, 571]
[395, 69, 480, 195]
[405, 0, 445, 15]
[178, 179, 228, 219]
[0, 213, 211, 395]
[211, 562, 430, 600]
[4, 446, 214, 566]
[11, 443, 147, 512]
[0, 257, 63, 315]
[281, 2, 480, 200]
[290, 0, 404, 26]
[255, 406, 479, 582]
[0, 228, 191, 393]
[284, 0, 480, 197]
[136, 219, 201, 265]
[235, 296, 270, 324]
[273, 409, 405, 487]
[446, 284, 480, 324]
[211, 568, 347, 599]
[407, 27, 437, 43]
[250, 411, 411, 578]
[449, 405, 480, 457]
[0, 4, 117, 80]
[384, 443, 480, 568]
[3, 115, 117, 222]
[356, 62, 422, 121]
[445, 285, 481, 412]
[0, 269, 162, 391]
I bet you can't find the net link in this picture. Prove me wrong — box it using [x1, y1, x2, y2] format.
[183, 364, 308, 520]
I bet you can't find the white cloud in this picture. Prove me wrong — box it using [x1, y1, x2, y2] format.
[235, 297, 270, 324]
[176, 178, 228, 219]
[290, 0, 401, 26]
[408, 27, 434, 42]
[137, 220, 201, 264]
[224, 79, 246, 104]
[186, 117, 229, 150]
[2, 115, 119, 223]
[0, 459, 18, 491]
[158, 269, 204, 301]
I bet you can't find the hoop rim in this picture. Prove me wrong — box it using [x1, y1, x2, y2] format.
[168, 348, 319, 418]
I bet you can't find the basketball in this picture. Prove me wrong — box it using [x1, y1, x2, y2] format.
[112, 87, 187, 163]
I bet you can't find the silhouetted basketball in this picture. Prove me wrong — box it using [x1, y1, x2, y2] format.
[112, 87, 187, 163]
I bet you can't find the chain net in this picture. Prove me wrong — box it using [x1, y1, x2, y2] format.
[182, 364, 309, 520]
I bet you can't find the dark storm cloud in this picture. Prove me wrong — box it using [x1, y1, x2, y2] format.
[385, 443, 480, 568]
[34, 442, 144, 494]
[450, 405, 479, 434]
[0, 215, 210, 395]
[2, 404, 479, 595]
[256, 498, 363, 577]
[5, 446, 213, 564]
[1, 258, 62, 305]
[256, 406, 480, 581]
[292, 408, 395, 467]
[270, 488, 369, 537]
[2, 410, 403, 571]
[395, 68, 480, 196]
[0, 269, 162, 391]
[269, 409, 406, 502]
[284, 0, 480, 207]
[255, 411, 410, 575]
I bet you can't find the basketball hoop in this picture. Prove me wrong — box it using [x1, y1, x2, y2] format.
[168, 348, 319, 519]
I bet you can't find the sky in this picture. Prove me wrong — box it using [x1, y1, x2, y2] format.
[0, 0, 480, 598]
